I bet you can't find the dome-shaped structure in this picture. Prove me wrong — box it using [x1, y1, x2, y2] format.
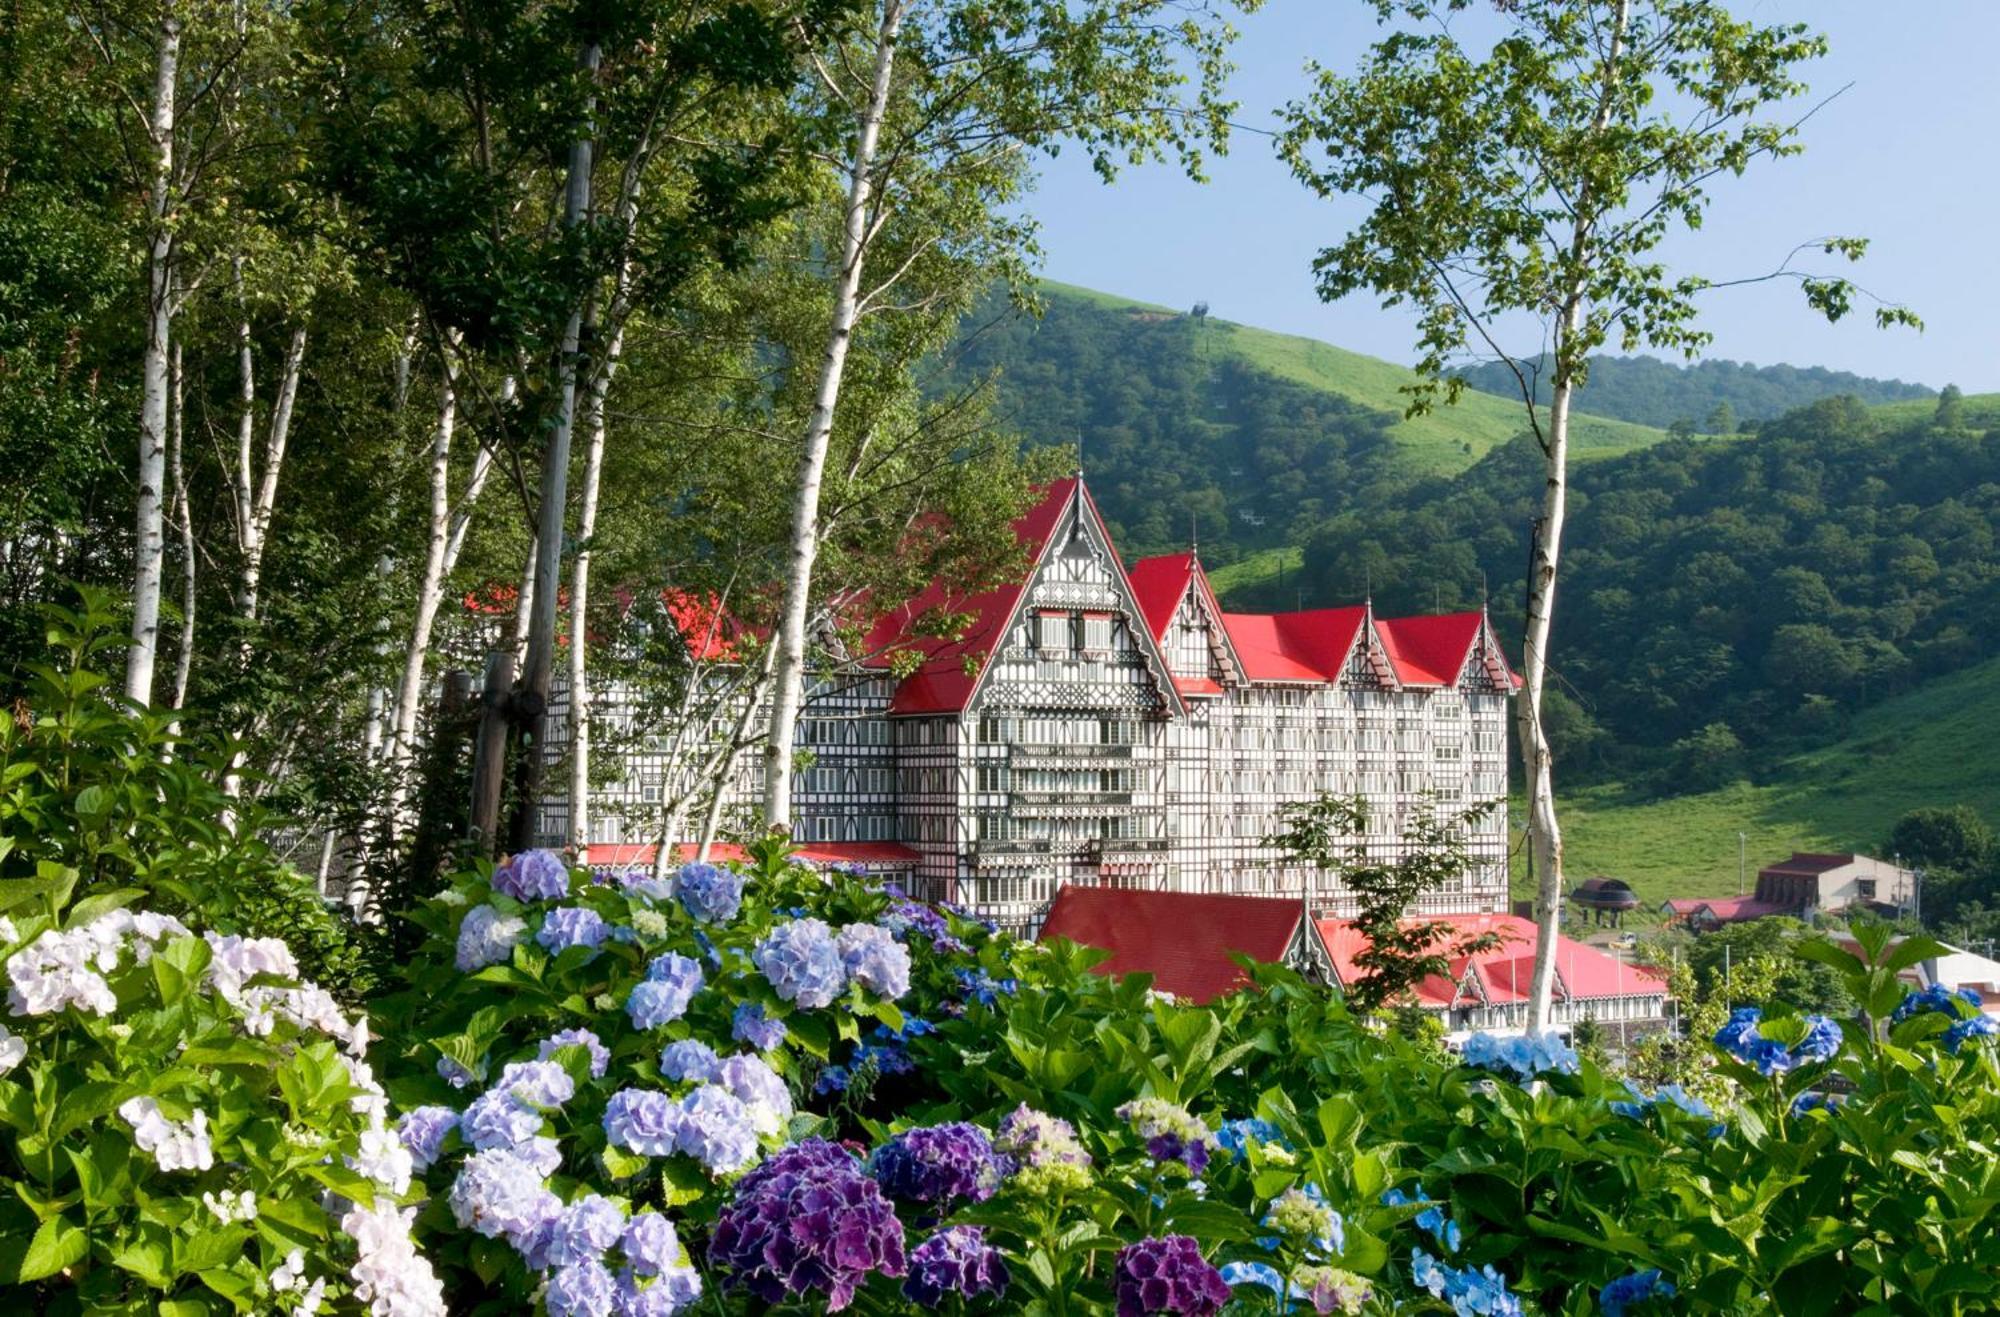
[1571, 877, 1641, 928]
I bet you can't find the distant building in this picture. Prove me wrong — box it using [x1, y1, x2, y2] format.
[1662, 853, 1917, 930]
[1316, 913, 1669, 1033]
[1658, 896, 1793, 932]
[540, 476, 1516, 935]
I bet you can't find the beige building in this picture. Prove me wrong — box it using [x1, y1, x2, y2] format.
[1755, 852, 1916, 917]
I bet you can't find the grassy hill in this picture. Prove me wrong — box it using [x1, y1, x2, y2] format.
[1531, 654, 2000, 913]
[1039, 281, 1664, 475]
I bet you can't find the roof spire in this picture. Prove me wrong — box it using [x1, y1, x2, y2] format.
[1188, 509, 1199, 559]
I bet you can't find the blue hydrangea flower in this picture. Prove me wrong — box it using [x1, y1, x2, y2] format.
[1411, 1248, 1522, 1317]
[676, 863, 746, 924]
[455, 904, 527, 971]
[814, 1065, 850, 1095]
[603, 1088, 682, 1157]
[674, 1085, 760, 1174]
[836, 923, 912, 999]
[1460, 1031, 1579, 1082]
[449, 1147, 560, 1245]
[753, 919, 848, 1009]
[879, 899, 970, 955]
[1714, 1008, 1843, 1075]
[536, 906, 611, 956]
[732, 1002, 789, 1052]
[903, 1225, 1009, 1307]
[628, 954, 705, 1029]
[460, 1089, 545, 1153]
[1610, 1084, 1724, 1138]
[871, 1123, 1003, 1207]
[1601, 1268, 1676, 1317]
[437, 1055, 482, 1089]
[545, 1257, 617, 1317]
[716, 1054, 793, 1136]
[397, 1105, 460, 1173]
[1215, 1117, 1288, 1163]
[1384, 1188, 1456, 1253]
[953, 966, 1018, 1007]
[1791, 1091, 1841, 1117]
[539, 1027, 610, 1079]
[621, 1211, 683, 1277]
[660, 1039, 722, 1083]
[495, 1059, 576, 1109]
[494, 849, 572, 902]
[543, 1194, 626, 1269]
[1946, 1013, 1999, 1052]
[1891, 984, 1983, 1024]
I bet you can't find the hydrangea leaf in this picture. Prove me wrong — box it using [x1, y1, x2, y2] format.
[16, 1214, 88, 1282]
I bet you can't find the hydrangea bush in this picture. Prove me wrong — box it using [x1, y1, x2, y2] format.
[0, 887, 442, 1313]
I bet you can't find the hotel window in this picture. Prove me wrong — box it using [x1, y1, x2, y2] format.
[1083, 613, 1114, 652]
[1038, 611, 1072, 651]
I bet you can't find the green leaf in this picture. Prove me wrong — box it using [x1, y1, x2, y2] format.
[602, 1145, 651, 1180]
[17, 1214, 88, 1282]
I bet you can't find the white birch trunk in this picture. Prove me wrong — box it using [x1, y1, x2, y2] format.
[565, 316, 624, 857]
[168, 340, 194, 721]
[1523, 0, 1628, 1032]
[126, 2, 181, 707]
[237, 323, 306, 627]
[762, 0, 905, 827]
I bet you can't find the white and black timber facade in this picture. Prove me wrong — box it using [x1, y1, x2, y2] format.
[538, 477, 1515, 935]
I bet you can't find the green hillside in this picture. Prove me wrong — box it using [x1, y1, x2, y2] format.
[1544, 653, 2000, 911]
[1038, 281, 1664, 474]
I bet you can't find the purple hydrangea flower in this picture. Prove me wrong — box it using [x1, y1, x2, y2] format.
[674, 1085, 760, 1175]
[449, 1147, 561, 1245]
[620, 1212, 683, 1277]
[397, 1105, 460, 1173]
[604, 1088, 682, 1157]
[545, 1258, 617, 1317]
[717, 1054, 793, 1135]
[460, 1089, 545, 1153]
[496, 1059, 577, 1109]
[676, 863, 746, 924]
[836, 923, 912, 999]
[1113, 1236, 1231, 1317]
[871, 1123, 1002, 1208]
[1601, 1269, 1676, 1317]
[540, 1027, 611, 1079]
[1117, 1098, 1214, 1174]
[494, 849, 572, 903]
[659, 1039, 722, 1083]
[543, 1195, 626, 1269]
[456, 904, 527, 971]
[732, 1002, 789, 1052]
[753, 918, 848, 1009]
[437, 1055, 481, 1089]
[879, 899, 969, 955]
[537, 906, 612, 955]
[709, 1138, 907, 1311]
[628, 954, 704, 1029]
[903, 1226, 1009, 1307]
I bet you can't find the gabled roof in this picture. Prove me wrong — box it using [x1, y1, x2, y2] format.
[1127, 551, 1245, 687]
[585, 841, 921, 870]
[1221, 606, 1372, 684]
[1661, 896, 1792, 923]
[1038, 885, 1306, 1003]
[1315, 913, 1667, 1008]
[859, 478, 1079, 715]
[1374, 612, 1487, 687]
[1759, 852, 1863, 877]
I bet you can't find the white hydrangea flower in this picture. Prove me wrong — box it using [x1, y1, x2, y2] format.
[203, 931, 301, 1007]
[7, 927, 119, 1016]
[341, 1200, 447, 1317]
[272, 1249, 308, 1292]
[202, 1188, 258, 1223]
[118, 1096, 215, 1173]
[0, 916, 18, 944]
[0, 1023, 24, 1075]
[347, 1124, 414, 1196]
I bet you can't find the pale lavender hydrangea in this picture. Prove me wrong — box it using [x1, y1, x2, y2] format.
[496, 1059, 577, 1109]
[674, 1084, 761, 1175]
[628, 955, 705, 1029]
[398, 1106, 460, 1173]
[460, 1089, 545, 1153]
[836, 923, 912, 1000]
[546, 1258, 618, 1317]
[621, 1212, 687, 1279]
[732, 1003, 788, 1052]
[753, 918, 848, 1009]
[676, 863, 746, 924]
[455, 904, 528, 972]
[540, 1027, 611, 1079]
[449, 1147, 561, 1245]
[493, 849, 572, 903]
[614, 1270, 701, 1316]
[544, 1195, 627, 1269]
[659, 1039, 722, 1083]
[537, 906, 612, 955]
[604, 1088, 683, 1157]
[716, 1053, 793, 1136]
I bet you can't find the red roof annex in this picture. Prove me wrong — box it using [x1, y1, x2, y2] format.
[1317, 913, 1666, 1009]
[584, 841, 922, 870]
[1038, 884, 1306, 1003]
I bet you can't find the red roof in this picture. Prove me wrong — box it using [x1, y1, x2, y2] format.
[1661, 896, 1793, 923]
[1374, 612, 1486, 687]
[1759, 852, 1861, 877]
[584, 841, 920, 869]
[1038, 885, 1305, 1003]
[1220, 607, 1371, 683]
[1315, 913, 1667, 1008]
[1126, 552, 1196, 641]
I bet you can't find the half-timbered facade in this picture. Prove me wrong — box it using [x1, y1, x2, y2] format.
[539, 476, 1515, 934]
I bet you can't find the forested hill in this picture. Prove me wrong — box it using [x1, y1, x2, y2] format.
[939, 282, 1659, 565]
[1279, 392, 2000, 786]
[1452, 352, 1935, 430]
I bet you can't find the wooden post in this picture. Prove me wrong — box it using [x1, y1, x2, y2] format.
[469, 650, 515, 856]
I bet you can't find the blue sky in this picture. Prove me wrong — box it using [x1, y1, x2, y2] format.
[1025, 2, 1996, 391]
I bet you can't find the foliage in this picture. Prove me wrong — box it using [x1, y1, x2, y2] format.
[2, 591, 372, 997]
[1453, 352, 1931, 430]
[1266, 794, 1502, 1015]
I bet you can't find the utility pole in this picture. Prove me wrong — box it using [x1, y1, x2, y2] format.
[1737, 832, 1746, 896]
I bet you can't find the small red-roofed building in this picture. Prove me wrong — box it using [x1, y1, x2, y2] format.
[1316, 912, 1670, 1032]
[1037, 884, 1324, 1003]
[534, 475, 1517, 934]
